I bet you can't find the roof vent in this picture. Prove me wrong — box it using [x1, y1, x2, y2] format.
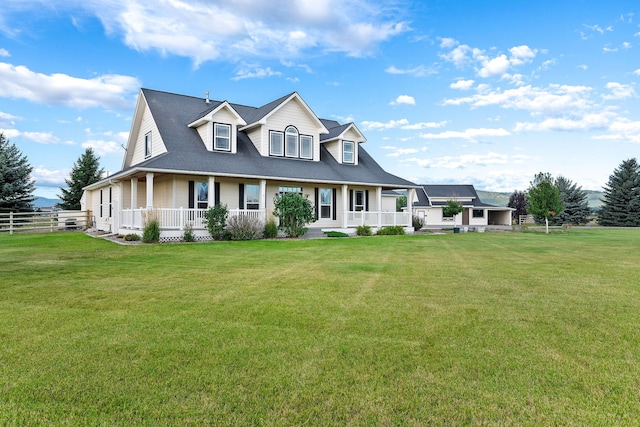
[205, 90, 210, 104]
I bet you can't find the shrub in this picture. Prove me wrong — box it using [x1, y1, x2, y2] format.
[226, 215, 264, 241]
[412, 215, 424, 231]
[204, 204, 229, 241]
[263, 218, 278, 239]
[183, 222, 195, 242]
[272, 192, 316, 238]
[356, 225, 372, 236]
[324, 231, 349, 238]
[141, 210, 160, 243]
[124, 233, 140, 241]
[376, 226, 405, 236]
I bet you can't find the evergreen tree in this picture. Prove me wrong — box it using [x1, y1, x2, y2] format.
[549, 176, 590, 225]
[0, 133, 35, 212]
[599, 158, 640, 226]
[58, 148, 105, 210]
[507, 190, 527, 222]
[526, 172, 563, 233]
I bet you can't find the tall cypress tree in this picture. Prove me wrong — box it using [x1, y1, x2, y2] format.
[0, 133, 35, 213]
[58, 148, 105, 210]
[549, 176, 590, 225]
[599, 158, 640, 226]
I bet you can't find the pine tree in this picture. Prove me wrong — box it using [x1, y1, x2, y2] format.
[58, 148, 105, 210]
[526, 172, 563, 233]
[507, 190, 527, 222]
[0, 133, 35, 212]
[549, 176, 590, 225]
[599, 158, 640, 226]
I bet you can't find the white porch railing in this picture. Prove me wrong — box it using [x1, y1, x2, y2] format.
[346, 211, 411, 227]
[121, 208, 266, 230]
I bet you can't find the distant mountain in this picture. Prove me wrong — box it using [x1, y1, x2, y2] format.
[33, 197, 62, 208]
[477, 190, 604, 209]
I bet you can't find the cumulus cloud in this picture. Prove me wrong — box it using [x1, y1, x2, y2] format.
[384, 65, 436, 77]
[0, 48, 10, 57]
[419, 128, 510, 141]
[360, 119, 446, 131]
[514, 112, 615, 132]
[32, 166, 69, 187]
[0, 62, 139, 109]
[232, 66, 282, 81]
[602, 82, 637, 100]
[0, 128, 74, 145]
[81, 139, 124, 156]
[390, 95, 415, 106]
[593, 118, 640, 143]
[450, 79, 475, 90]
[404, 152, 530, 169]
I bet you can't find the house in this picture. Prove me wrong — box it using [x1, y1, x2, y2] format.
[412, 185, 513, 228]
[82, 88, 420, 240]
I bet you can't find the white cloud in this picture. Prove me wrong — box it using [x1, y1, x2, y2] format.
[0, 128, 73, 145]
[602, 82, 637, 100]
[386, 147, 421, 157]
[477, 54, 511, 78]
[0, 48, 9, 57]
[419, 128, 510, 141]
[514, 112, 615, 132]
[232, 66, 282, 81]
[82, 139, 124, 156]
[360, 119, 446, 131]
[593, 118, 640, 143]
[404, 152, 530, 169]
[32, 166, 69, 187]
[6, 0, 407, 65]
[390, 95, 415, 106]
[450, 79, 474, 90]
[0, 62, 139, 109]
[384, 65, 436, 77]
[438, 37, 457, 49]
[401, 121, 447, 130]
[509, 45, 537, 65]
[634, 69, 640, 76]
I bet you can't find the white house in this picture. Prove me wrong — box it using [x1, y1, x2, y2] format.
[82, 89, 420, 240]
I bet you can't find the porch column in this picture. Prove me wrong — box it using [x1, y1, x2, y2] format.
[208, 176, 216, 207]
[342, 184, 348, 228]
[376, 187, 382, 228]
[131, 177, 138, 209]
[259, 179, 267, 211]
[146, 172, 154, 208]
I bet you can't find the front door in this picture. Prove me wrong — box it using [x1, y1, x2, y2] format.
[462, 208, 469, 225]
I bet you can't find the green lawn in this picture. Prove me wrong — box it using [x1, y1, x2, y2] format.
[1, 230, 639, 425]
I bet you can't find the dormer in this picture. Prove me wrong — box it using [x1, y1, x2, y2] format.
[239, 92, 329, 161]
[321, 123, 366, 165]
[188, 101, 247, 154]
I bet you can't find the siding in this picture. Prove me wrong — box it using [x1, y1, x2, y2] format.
[130, 104, 167, 166]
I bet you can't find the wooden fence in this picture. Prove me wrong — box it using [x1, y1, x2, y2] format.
[0, 210, 92, 235]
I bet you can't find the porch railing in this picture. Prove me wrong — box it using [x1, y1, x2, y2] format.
[121, 208, 266, 230]
[345, 211, 411, 227]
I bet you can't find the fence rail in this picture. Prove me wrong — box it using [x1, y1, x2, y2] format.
[0, 210, 91, 234]
[121, 208, 266, 230]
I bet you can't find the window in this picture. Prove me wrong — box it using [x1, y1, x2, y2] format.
[270, 131, 284, 156]
[145, 132, 152, 158]
[343, 140, 354, 164]
[214, 123, 231, 151]
[354, 190, 365, 211]
[246, 184, 260, 210]
[300, 135, 313, 159]
[320, 188, 332, 219]
[473, 209, 484, 218]
[442, 209, 454, 221]
[278, 186, 303, 196]
[197, 181, 208, 209]
[285, 126, 299, 158]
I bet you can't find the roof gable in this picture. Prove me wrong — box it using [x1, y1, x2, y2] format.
[187, 101, 247, 128]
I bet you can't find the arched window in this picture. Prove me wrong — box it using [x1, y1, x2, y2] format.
[285, 126, 299, 157]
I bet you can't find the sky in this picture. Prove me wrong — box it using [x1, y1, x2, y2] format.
[0, 0, 639, 199]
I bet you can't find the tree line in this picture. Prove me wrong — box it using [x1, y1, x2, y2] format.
[508, 158, 640, 229]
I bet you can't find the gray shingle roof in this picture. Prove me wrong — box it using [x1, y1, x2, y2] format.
[414, 184, 499, 208]
[115, 88, 418, 189]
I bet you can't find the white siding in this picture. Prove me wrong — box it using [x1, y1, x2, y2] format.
[130, 104, 167, 166]
[264, 99, 321, 161]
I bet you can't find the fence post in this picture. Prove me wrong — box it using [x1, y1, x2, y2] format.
[179, 207, 184, 231]
[9, 211, 13, 235]
[50, 215, 54, 232]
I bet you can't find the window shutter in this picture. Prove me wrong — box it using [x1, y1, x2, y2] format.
[100, 189, 103, 217]
[239, 184, 245, 209]
[365, 190, 369, 211]
[109, 187, 113, 217]
[314, 188, 319, 218]
[349, 189, 353, 211]
[188, 181, 195, 209]
[332, 188, 337, 220]
[214, 182, 220, 205]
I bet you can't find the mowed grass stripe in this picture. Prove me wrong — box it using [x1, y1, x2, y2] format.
[1, 230, 639, 425]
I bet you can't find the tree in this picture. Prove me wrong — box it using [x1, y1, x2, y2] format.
[599, 158, 640, 226]
[396, 194, 407, 212]
[508, 190, 527, 223]
[273, 192, 316, 237]
[442, 200, 464, 230]
[549, 176, 590, 226]
[526, 172, 563, 234]
[0, 133, 35, 212]
[58, 148, 104, 210]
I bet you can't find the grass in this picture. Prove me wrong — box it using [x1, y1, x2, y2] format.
[1, 229, 640, 425]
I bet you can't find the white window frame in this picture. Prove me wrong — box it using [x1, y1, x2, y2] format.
[278, 186, 303, 196]
[245, 184, 260, 210]
[285, 126, 299, 158]
[343, 140, 354, 164]
[270, 131, 284, 156]
[214, 123, 231, 151]
[145, 132, 152, 158]
[354, 190, 365, 212]
[320, 188, 332, 219]
[300, 135, 313, 159]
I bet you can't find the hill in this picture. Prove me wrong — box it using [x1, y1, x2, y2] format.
[34, 197, 62, 208]
[477, 190, 603, 209]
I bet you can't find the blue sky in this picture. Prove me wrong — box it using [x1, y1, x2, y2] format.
[1, 0, 639, 199]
